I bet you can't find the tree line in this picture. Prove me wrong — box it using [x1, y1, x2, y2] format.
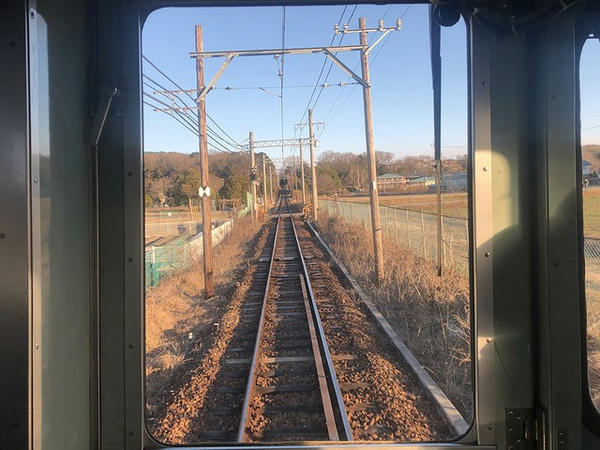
[144, 150, 469, 209]
[305, 151, 468, 194]
[144, 151, 275, 209]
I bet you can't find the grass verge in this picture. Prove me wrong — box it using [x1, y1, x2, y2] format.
[145, 215, 262, 417]
[316, 213, 472, 422]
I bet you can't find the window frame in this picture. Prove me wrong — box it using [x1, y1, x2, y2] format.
[118, 1, 492, 448]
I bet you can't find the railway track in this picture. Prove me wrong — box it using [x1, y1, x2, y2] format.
[156, 192, 457, 443]
[194, 196, 352, 442]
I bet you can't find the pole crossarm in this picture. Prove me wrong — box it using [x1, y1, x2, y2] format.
[250, 138, 312, 149]
[323, 48, 369, 88]
[335, 20, 402, 56]
[294, 121, 324, 132]
[197, 52, 235, 100]
[190, 44, 364, 59]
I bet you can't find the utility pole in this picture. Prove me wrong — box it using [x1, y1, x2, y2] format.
[299, 138, 306, 205]
[309, 108, 318, 221]
[195, 25, 214, 298]
[430, 8, 443, 276]
[268, 165, 273, 204]
[262, 153, 268, 211]
[249, 131, 257, 223]
[359, 17, 384, 281]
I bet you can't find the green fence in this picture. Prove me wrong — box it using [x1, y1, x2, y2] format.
[145, 219, 233, 287]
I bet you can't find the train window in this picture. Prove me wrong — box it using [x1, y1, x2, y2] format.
[142, 3, 472, 445]
[582, 36, 600, 412]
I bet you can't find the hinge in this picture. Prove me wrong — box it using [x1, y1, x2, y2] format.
[506, 408, 547, 450]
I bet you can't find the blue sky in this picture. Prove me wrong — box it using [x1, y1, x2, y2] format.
[142, 4, 600, 163]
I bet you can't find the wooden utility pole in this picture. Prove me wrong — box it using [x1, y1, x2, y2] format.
[262, 153, 268, 211]
[195, 25, 214, 298]
[249, 131, 257, 223]
[430, 8, 443, 276]
[359, 17, 384, 282]
[309, 109, 318, 221]
[269, 165, 273, 204]
[299, 138, 306, 205]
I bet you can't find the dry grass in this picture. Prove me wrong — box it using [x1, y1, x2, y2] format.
[145, 215, 262, 412]
[316, 213, 472, 421]
[326, 192, 469, 219]
[589, 333, 600, 409]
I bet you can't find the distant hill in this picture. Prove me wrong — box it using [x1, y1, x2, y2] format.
[583, 145, 600, 172]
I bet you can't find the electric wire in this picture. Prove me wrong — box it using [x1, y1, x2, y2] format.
[142, 55, 244, 148]
[142, 73, 241, 150]
[280, 6, 286, 165]
[142, 74, 241, 151]
[144, 99, 235, 154]
[143, 91, 236, 153]
[319, 4, 412, 138]
[293, 5, 351, 137]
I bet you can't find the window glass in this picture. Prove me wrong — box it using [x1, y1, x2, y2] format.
[142, 3, 472, 444]
[581, 36, 600, 411]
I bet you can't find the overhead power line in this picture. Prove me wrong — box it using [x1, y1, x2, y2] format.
[319, 5, 412, 138]
[142, 55, 243, 149]
[294, 5, 354, 136]
[142, 73, 240, 152]
[143, 90, 236, 153]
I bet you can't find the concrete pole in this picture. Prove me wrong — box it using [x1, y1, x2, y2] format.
[249, 131, 257, 223]
[262, 153, 268, 211]
[299, 138, 306, 205]
[309, 109, 318, 221]
[195, 25, 214, 298]
[359, 17, 384, 282]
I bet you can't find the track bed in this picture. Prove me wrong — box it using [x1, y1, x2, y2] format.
[150, 197, 455, 444]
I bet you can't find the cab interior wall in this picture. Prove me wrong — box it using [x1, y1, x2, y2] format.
[1, 0, 600, 448]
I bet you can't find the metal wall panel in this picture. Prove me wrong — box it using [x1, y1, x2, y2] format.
[28, 0, 92, 448]
[0, 0, 29, 447]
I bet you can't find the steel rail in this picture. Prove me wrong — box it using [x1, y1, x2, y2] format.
[236, 199, 283, 442]
[299, 275, 339, 440]
[288, 201, 354, 441]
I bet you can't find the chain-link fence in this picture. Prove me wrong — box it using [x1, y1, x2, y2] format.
[145, 219, 234, 287]
[586, 238, 600, 329]
[322, 199, 600, 328]
[321, 199, 469, 272]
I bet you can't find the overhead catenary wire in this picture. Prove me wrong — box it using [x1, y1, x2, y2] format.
[280, 6, 286, 164]
[306, 4, 359, 121]
[142, 54, 244, 149]
[144, 87, 238, 153]
[294, 5, 353, 137]
[319, 4, 412, 138]
[142, 74, 240, 152]
[144, 99, 236, 154]
[143, 91, 237, 153]
[142, 73, 241, 150]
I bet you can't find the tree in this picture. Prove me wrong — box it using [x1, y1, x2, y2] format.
[219, 174, 250, 202]
[174, 168, 201, 218]
[317, 167, 342, 194]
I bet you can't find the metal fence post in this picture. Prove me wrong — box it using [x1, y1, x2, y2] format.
[394, 208, 399, 244]
[406, 209, 411, 251]
[421, 211, 426, 258]
[441, 215, 446, 268]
